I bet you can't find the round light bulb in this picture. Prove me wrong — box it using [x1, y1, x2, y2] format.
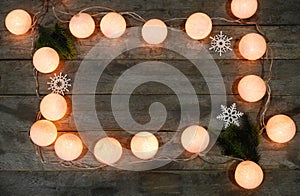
[185, 12, 212, 40]
[266, 114, 296, 143]
[231, 0, 258, 19]
[239, 33, 266, 60]
[142, 19, 168, 45]
[181, 125, 210, 153]
[235, 161, 264, 189]
[69, 13, 95, 38]
[100, 12, 126, 38]
[30, 120, 57, 147]
[130, 132, 159, 160]
[5, 9, 32, 35]
[94, 137, 123, 165]
[55, 133, 83, 161]
[40, 93, 67, 121]
[238, 75, 266, 102]
[33, 47, 60, 73]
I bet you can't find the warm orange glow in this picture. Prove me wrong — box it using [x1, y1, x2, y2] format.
[235, 161, 264, 189]
[185, 12, 212, 40]
[266, 114, 296, 143]
[238, 75, 266, 102]
[40, 93, 67, 121]
[231, 0, 258, 19]
[239, 33, 266, 60]
[130, 132, 159, 160]
[94, 137, 123, 165]
[142, 19, 168, 44]
[181, 125, 210, 153]
[55, 133, 83, 161]
[69, 13, 95, 38]
[100, 12, 126, 38]
[5, 9, 32, 35]
[33, 47, 60, 73]
[30, 120, 57, 147]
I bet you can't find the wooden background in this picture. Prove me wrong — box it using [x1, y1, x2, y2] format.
[0, 0, 300, 195]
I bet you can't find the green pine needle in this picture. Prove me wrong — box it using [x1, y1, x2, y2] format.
[218, 115, 260, 163]
[37, 23, 77, 59]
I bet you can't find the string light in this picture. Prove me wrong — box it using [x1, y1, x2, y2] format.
[94, 137, 123, 165]
[181, 125, 210, 153]
[130, 132, 159, 160]
[238, 75, 267, 102]
[69, 13, 95, 38]
[40, 93, 67, 121]
[266, 114, 296, 143]
[33, 47, 60, 73]
[100, 12, 126, 38]
[5, 9, 32, 35]
[185, 12, 212, 40]
[231, 0, 258, 19]
[239, 33, 267, 60]
[30, 120, 57, 147]
[142, 19, 168, 44]
[54, 133, 83, 161]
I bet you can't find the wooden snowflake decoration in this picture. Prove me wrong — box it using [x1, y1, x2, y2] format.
[209, 31, 232, 56]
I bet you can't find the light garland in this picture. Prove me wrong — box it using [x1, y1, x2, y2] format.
[4, 1, 297, 190]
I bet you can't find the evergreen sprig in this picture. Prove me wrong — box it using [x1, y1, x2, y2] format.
[37, 23, 77, 59]
[218, 115, 260, 163]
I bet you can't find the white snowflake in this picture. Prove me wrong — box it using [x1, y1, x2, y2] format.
[209, 31, 232, 56]
[48, 72, 71, 95]
[217, 103, 243, 128]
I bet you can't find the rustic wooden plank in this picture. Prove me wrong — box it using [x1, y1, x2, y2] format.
[0, 170, 299, 195]
[0, 25, 299, 60]
[0, 0, 299, 28]
[1, 59, 300, 96]
[1, 95, 300, 131]
[0, 125, 299, 171]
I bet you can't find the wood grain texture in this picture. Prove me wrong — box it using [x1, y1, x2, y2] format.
[0, 0, 300, 195]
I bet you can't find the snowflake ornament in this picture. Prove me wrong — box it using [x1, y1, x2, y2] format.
[209, 31, 232, 56]
[217, 103, 243, 128]
[48, 72, 71, 95]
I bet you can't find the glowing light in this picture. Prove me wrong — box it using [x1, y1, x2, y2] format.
[33, 47, 60, 73]
[181, 125, 210, 153]
[100, 12, 126, 38]
[239, 33, 266, 60]
[69, 13, 95, 38]
[142, 19, 168, 44]
[5, 9, 32, 35]
[130, 132, 159, 160]
[30, 120, 57, 147]
[235, 160, 264, 189]
[238, 75, 266, 102]
[266, 114, 296, 143]
[55, 133, 83, 161]
[94, 137, 123, 165]
[40, 93, 67, 121]
[185, 12, 212, 40]
[231, 0, 258, 19]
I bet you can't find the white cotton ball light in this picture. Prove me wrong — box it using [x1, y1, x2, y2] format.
[130, 132, 159, 160]
[231, 0, 258, 19]
[55, 133, 83, 161]
[69, 13, 95, 38]
[5, 9, 32, 35]
[33, 47, 60, 73]
[181, 125, 210, 153]
[40, 93, 67, 121]
[266, 114, 296, 143]
[100, 12, 126, 38]
[142, 19, 168, 44]
[234, 160, 264, 189]
[238, 75, 266, 102]
[30, 120, 57, 147]
[185, 12, 212, 40]
[239, 33, 267, 60]
[94, 137, 123, 165]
